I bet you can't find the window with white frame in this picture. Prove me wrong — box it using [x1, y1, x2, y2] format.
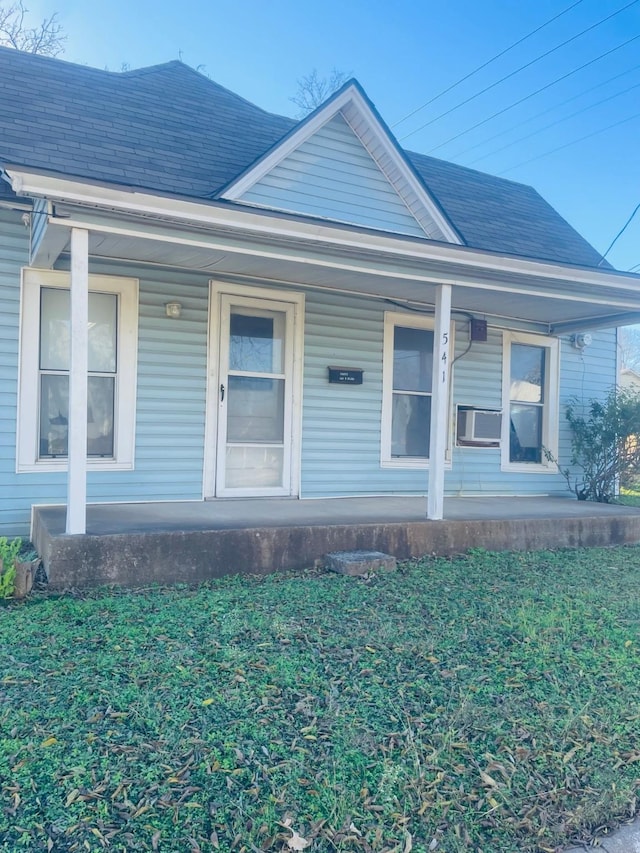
[502, 332, 559, 470]
[381, 313, 435, 466]
[17, 269, 138, 472]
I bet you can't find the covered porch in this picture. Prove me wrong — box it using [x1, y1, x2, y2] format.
[9, 168, 640, 552]
[33, 495, 640, 587]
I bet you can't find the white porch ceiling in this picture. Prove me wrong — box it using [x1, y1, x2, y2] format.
[32, 199, 640, 333]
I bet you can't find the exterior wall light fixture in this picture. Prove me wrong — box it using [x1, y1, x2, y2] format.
[165, 301, 182, 319]
[571, 332, 592, 350]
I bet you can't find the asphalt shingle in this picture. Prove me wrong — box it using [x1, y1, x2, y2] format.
[0, 46, 607, 269]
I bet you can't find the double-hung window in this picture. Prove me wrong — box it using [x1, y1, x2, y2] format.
[502, 332, 559, 470]
[382, 313, 437, 467]
[17, 269, 138, 472]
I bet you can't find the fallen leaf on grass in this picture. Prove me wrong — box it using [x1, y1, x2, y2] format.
[40, 736, 57, 747]
[281, 818, 311, 851]
[65, 788, 80, 806]
[562, 745, 580, 764]
[479, 770, 500, 788]
[286, 829, 311, 850]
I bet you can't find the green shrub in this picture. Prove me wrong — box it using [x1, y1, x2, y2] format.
[0, 536, 22, 599]
[549, 388, 640, 502]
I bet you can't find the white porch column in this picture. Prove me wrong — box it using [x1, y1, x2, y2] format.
[66, 228, 89, 534]
[427, 284, 452, 520]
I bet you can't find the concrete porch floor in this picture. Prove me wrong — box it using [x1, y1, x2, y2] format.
[33, 495, 640, 587]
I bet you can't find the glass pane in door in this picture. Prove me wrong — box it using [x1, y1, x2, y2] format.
[222, 305, 288, 491]
[225, 446, 284, 488]
[227, 377, 284, 442]
[229, 310, 284, 373]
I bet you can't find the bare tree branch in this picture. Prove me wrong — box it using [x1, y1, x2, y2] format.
[618, 325, 640, 372]
[0, 2, 66, 56]
[290, 68, 351, 117]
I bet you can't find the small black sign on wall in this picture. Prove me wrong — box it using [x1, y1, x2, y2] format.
[328, 366, 364, 385]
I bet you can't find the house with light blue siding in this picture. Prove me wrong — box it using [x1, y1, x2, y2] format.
[2, 46, 640, 541]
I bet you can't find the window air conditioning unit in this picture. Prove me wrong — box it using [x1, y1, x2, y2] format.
[457, 407, 502, 446]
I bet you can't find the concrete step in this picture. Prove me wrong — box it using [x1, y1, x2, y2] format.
[325, 550, 397, 576]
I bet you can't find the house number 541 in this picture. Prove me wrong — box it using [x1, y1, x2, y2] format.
[441, 332, 449, 384]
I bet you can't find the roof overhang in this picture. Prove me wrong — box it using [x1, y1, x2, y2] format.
[5, 166, 640, 333]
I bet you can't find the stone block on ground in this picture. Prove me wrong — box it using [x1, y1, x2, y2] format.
[325, 550, 397, 577]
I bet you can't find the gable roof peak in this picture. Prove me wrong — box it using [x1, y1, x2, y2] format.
[295, 76, 378, 122]
[219, 75, 461, 244]
[0, 47, 609, 268]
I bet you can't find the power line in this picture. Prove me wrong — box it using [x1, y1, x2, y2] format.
[452, 60, 640, 161]
[465, 76, 640, 166]
[425, 32, 640, 154]
[497, 110, 640, 175]
[391, 0, 586, 128]
[399, 0, 640, 143]
[598, 202, 640, 265]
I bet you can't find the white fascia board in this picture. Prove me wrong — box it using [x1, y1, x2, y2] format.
[7, 167, 640, 297]
[551, 312, 640, 333]
[217, 84, 461, 245]
[0, 168, 32, 210]
[54, 215, 640, 314]
[0, 199, 32, 211]
[339, 98, 460, 244]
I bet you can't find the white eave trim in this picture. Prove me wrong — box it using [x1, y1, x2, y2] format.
[6, 167, 640, 296]
[217, 83, 461, 245]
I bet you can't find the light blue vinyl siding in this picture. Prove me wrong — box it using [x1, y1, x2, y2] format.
[0, 210, 29, 536]
[64, 261, 209, 505]
[300, 290, 618, 498]
[555, 328, 618, 491]
[0, 217, 621, 536]
[449, 327, 616, 494]
[239, 113, 426, 237]
[446, 327, 616, 495]
[1, 244, 211, 537]
[301, 292, 437, 496]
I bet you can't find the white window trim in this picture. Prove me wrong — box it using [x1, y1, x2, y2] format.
[17, 268, 139, 473]
[501, 330, 559, 473]
[381, 311, 453, 469]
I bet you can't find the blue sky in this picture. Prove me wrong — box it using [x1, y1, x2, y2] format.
[27, 0, 640, 271]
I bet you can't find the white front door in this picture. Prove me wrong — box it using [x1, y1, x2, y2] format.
[207, 284, 303, 497]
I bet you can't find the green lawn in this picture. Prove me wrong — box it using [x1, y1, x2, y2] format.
[1, 549, 639, 852]
[616, 492, 640, 507]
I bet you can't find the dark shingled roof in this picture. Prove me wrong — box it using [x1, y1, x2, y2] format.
[0, 46, 607, 269]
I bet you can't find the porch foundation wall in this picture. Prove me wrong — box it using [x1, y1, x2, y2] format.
[34, 512, 640, 588]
